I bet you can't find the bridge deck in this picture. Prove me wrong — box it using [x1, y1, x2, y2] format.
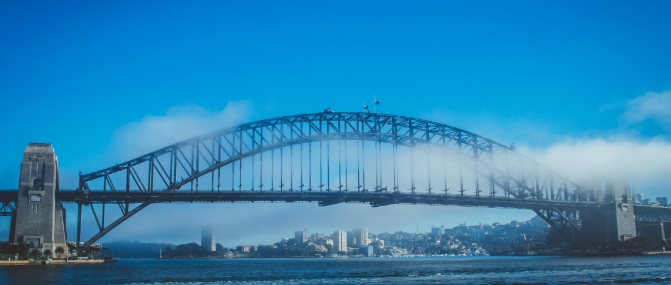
[1, 189, 605, 210]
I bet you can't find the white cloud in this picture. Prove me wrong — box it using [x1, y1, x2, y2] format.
[110, 101, 251, 160]
[422, 90, 671, 197]
[520, 138, 671, 196]
[516, 90, 671, 195]
[622, 90, 671, 129]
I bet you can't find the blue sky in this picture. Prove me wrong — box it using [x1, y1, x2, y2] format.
[1, 1, 671, 245]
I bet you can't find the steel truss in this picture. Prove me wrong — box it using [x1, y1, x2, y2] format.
[633, 205, 671, 222]
[75, 112, 599, 250]
[533, 208, 591, 246]
[0, 201, 15, 216]
[0, 191, 17, 216]
[636, 214, 671, 223]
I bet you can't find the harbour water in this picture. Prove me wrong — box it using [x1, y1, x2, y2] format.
[1, 255, 670, 284]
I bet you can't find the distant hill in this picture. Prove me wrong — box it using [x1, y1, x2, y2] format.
[101, 240, 175, 258]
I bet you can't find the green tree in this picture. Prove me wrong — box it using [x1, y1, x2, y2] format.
[29, 249, 41, 259]
[163, 246, 172, 257]
[613, 236, 668, 252]
[55, 247, 65, 259]
[172, 243, 208, 257]
[0, 242, 17, 254]
[43, 249, 52, 258]
[17, 243, 30, 257]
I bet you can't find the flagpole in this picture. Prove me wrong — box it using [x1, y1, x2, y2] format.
[373, 95, 380, 114]
[374, 94, 376, 113]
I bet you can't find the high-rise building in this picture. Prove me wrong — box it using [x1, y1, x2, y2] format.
[295, 229, 308, 244]
[359, 245, 374, 257]
[353, 228, 369, 245]
[201, 226, 216, 252]
[333, 230, 347, 253]
[657, 197, 668, 206]
[431, 226, 444, 237]
[347, 230, 355, 245]
[633, 194, 644, 204]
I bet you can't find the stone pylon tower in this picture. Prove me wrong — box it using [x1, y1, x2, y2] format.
[581, 178, 637, 246]
[11, 143, 68, 254]
[602, 179, 637, 242]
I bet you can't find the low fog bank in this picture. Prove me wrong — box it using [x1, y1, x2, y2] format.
[519, 138, 671, 196]
[109, 101, 251, 162]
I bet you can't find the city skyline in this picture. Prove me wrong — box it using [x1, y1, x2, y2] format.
[194, 190, 670, 248]
[166, 216, 551, 255]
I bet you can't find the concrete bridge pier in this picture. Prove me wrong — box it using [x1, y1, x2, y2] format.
[11, 143, 68, 256]
[581, 179, 637, 246]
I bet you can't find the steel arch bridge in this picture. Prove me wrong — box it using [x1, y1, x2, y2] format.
[67, 111, 607, 251]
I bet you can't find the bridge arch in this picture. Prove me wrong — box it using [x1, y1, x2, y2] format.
[76, 112, 595, 249]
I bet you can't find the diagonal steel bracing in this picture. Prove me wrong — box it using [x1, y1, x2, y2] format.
[75, 112, 599, 251]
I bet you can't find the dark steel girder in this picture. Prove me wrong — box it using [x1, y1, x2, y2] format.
[59, 190, 606, 211]
[633, 205, 671, 222]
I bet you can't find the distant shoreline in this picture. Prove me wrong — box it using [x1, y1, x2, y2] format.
[0, 259, 116, 266]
